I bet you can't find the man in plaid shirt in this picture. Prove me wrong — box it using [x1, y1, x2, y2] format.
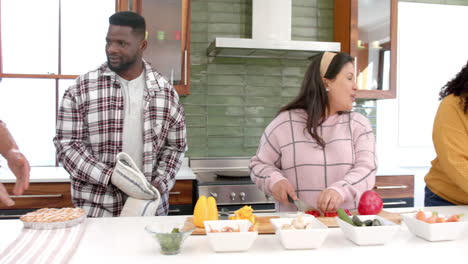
[53, 12, 186, 217]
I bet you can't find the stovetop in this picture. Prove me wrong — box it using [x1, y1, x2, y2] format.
[190, 157, 254, 185]
[196, 171, 253, 186]
[191, 158, 274, 207]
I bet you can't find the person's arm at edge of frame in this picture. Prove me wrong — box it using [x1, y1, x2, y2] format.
[53, 84, 113, 188]
[0, 120, 30, 206]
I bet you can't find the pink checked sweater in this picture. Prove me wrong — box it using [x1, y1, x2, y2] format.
[250, 109, 377, 211]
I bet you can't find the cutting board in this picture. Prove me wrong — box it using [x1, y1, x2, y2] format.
[187, 216, 279, 235]
[186, 210, 404, 235]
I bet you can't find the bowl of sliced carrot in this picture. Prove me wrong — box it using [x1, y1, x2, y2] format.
[401, 210, 467, 241]
[204, 220, 258, 252]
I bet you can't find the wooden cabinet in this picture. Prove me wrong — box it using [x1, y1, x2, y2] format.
[0, 180, 195, 217]
[0, 182, 74, 217]
[168, 180, 195, 215]
[374, 175, 414, 208]
[334, 0, 397, 99]
[117, 0, 191, 95]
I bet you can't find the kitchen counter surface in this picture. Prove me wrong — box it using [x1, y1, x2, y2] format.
[376, 167, 414, 176]
[0, 206, 467, 263]
[0, 163, 196, 183]
[0, 166, 71, 183]
[0, 163, 408, 183]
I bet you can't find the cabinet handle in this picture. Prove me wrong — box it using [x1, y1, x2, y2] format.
[168, 209, 181, 213]
[10, 194, 63, 198]
[253, 209, 276, 213]
[169, 191, 181, 195]
[383, 201, 407, 206]
[375, 185, 408, 190]
[184, 49, 187, 85]
[0, 215, 23, 219]
[224, 209, 276, 214]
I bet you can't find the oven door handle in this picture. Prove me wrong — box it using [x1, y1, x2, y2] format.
[252, 209, 276, 213]
[224, 209, 277, 214]
[220, 208, 277, 214]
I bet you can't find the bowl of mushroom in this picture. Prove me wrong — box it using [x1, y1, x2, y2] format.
[270, 214, 329, 249]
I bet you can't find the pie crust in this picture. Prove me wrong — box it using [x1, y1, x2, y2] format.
[20, 207, 86, 229]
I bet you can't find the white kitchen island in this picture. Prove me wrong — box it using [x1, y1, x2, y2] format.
[1, 206, 467, 264]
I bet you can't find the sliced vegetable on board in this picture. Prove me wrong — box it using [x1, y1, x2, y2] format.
[305, 209, 351, 217]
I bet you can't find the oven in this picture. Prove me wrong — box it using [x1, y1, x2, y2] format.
[191, 157, 276, 214]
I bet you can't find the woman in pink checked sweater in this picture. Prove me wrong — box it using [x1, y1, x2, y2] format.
[250, 52, 377, 213]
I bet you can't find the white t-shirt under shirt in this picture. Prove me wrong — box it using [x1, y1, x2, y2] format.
[116, 70, 146, 171]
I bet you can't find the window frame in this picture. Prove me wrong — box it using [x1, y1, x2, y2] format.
[0, 0, 119, 166]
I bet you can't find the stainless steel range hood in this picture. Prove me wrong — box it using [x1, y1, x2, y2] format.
[207, 0, 340, 60]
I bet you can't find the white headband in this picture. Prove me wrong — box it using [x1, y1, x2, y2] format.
[320, 52, 337, 78]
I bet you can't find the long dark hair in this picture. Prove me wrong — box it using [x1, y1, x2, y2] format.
[279, 52, 354, 148]
[439, 60, 468, 113]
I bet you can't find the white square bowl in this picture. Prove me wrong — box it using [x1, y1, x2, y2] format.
[204, 220, 258, 252]
[401, 212, 468, 241]
[337, 215, 400, 246]
[270, 216, 329, 249]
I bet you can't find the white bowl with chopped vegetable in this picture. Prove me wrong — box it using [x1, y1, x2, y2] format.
[145, 221, 196, 255]
[270, 214, 329, 249]
[401, 212, 468, 241]
[204, 219, 258, 252]
[337, 214, 400, 246]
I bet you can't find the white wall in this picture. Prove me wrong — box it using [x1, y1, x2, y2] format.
[377, 2, 468, 207]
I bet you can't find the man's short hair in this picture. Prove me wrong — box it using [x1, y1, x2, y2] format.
[109, 11, 146, 39]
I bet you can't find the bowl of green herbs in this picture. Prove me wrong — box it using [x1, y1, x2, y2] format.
[145, 221, 196, 255]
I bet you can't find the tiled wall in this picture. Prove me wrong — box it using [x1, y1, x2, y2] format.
[182, 0, 376, 157]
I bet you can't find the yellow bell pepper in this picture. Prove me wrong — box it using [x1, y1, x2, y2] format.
[230, 205, 256, 224]
[193, 196, 218, 228]
[193, 196, 208, 228]
[207, 196, 219, 221]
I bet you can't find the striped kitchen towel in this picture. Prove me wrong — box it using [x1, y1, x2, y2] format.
[0, 223, 86, 264]
[111, 152, 161, 217]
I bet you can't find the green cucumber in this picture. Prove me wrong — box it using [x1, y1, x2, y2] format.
[372, 219, 382, 226]
[337, 208, 355, 226]
[352, 215, 365, 227]
[363, 220, 373, 226]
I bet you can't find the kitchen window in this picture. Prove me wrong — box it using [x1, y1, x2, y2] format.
[0, 0, 115, 166]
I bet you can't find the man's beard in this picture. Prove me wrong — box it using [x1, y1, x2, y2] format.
[106, 55, 137, 73]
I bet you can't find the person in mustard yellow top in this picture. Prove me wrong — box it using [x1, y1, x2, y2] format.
[424, 60, 468, 206]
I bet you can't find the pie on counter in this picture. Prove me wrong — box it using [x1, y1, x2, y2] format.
[20, 208, 86, 229]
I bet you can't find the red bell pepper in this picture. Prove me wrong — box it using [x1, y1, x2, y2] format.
[305, 209, 352, 217]
[304, 210, 320, 217]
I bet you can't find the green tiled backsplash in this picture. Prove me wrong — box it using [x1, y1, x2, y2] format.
[181, 0, 376, 157]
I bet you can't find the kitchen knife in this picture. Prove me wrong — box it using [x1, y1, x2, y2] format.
[287, 194, 320, 214]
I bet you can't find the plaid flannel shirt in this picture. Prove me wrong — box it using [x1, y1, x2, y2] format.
[53, 60, 187, 217]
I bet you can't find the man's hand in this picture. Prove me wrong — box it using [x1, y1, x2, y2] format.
[271, 179, 297, 205]
[0, 183, 14, 206]
[1, 149, 30, 206]
[316, 188, 343, 213]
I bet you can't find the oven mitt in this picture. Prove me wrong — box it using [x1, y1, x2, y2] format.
[111, 152, 161, 217]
